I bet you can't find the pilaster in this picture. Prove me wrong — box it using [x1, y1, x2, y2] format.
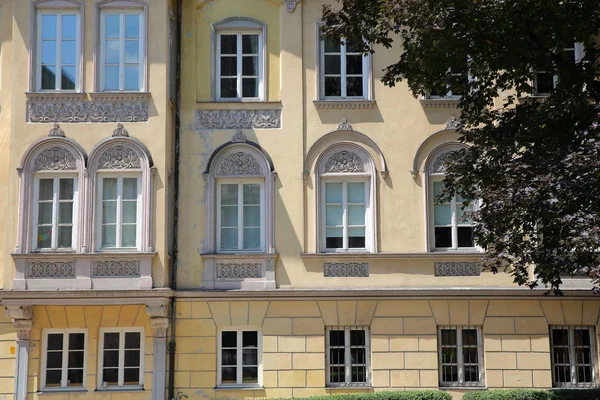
[146, 300, 170, 400]
[5, 306, 33, 400]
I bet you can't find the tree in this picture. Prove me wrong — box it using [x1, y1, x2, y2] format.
[322, 0, 600, 292]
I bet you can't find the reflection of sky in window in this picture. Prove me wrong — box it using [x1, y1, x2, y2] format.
[42, 15, 57, 39]
[62, 15, 76, 39]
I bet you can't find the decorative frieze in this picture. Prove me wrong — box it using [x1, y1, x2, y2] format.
[195, 109, 282, 129]
[27, 97, 149, 123]
[92, 260, 141, 277]
[218, 152, 262, 175]
[27, 261, 75, 278]
[216, 263, 263, 279]
[314, 100, 375, 110]
[324, 151, 365, 173]
[324, 262, 369, 277]
[435, 261, 481, 277]
[97, 145, 142, 169]
[34, 147, 77, 171]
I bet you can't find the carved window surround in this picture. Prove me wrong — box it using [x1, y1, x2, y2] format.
[313, 100, 376, 110]
[201, 253, 277, 290]
[420, 98, 460, 109]
[11, 252, 155, 291]
[26, 92, 150, 123]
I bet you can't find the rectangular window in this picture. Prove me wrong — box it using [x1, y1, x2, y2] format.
[99, 328, 143, 388]
[321, 36, 368, 99]
[218, 330, 261, 387]
[534, 43, 584, 95]
[324, 181, 367, 251]
[429, 65, 469, 98]
[99, 176, 139, 249]
[551, 326, 597, 387]
[439, 326, 484, 387]
[42, 330, 86, 389]
[217, 33, 262, 100]
[326, 327, 370, 387]
[432, 181, 475, 249]
[217, 182, 263, 252]
[34, 177, 76, 250]
[100, 12, 143, 91]
[37, 12, 80, 91]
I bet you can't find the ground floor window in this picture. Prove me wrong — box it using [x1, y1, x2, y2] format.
[42, 329, 86, 389]
[551, 326, 597, 387]
[439, 326, 484, 387]
[98, 328, 144, 388]
[326, 326, 370, 387]
[218, 329, 261, 387]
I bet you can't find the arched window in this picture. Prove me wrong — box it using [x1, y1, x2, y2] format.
[204, 133, 275, 254]
[316, 143, 376, 253]
[426, 143, 476, 251]
[87, 124, 154, 252]
[16, 126, 87, 253]
[211, 17, 267, 101]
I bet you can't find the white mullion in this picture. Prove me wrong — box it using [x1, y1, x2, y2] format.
[56, 14, 62, 90]
[569, 327, 576, 385]
[236, 34, 242, 98]
[51, 178, 59, 249]
[119, 14, 125, 90]
[344, 328, 351, 385]
[236, 331, 243, 385]
[456, 327, 464, 385]
[116, 177, 123, 248]
[341, 44, 347, 97]
[238, 183, 244, 250]
[60, 333, 68, 387]
[451, 196, 458, 249]
[477, 328, 484, 385]
[118, 332, 125, 386]
[342, 181, 348, 250]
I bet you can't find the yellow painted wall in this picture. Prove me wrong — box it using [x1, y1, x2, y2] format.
[173, 299, 600, 399]
[0, 311, 16, 399]
[1, 0, 174, 288]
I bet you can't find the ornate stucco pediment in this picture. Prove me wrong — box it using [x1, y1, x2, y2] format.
[33, 147, 78, 171]
[218, 152, 262, 175]
[97, 145, 142, 170]
[323, 150, 365, 173]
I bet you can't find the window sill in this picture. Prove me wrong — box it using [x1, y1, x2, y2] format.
[301, 252, 483, 260]
[314, 100, 375, 109]
[325, 386, 374, 391]
[95, 386, 144, 392]
[195, 101, 283, 110]
[26, 92, 86, 102]
[202, 253, 278, 260]
[420, 98, 460, 108]
[214, 386, 264, 391]
[89, 92, 151, 102]
[440, 386, 487, 391]
[37, 388, 87, 394]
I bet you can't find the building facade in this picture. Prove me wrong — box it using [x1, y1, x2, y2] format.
[0, 1, 175, 400]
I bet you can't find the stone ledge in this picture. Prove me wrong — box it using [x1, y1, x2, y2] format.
[420, 98, 461, 108]
[314, 100, 375, 109]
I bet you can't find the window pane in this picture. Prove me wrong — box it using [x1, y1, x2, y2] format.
[578, 366, 593, 383]
[38, 226, 52, 248]
[123, 368, 140, 385]
[61, 15, 77, 39]
[47, 351, 63, 368]
[324, 37, 340, 52]
[434, 204, 451, 225]
[462, 329, 478, 346]
[104, 66, 119, 90]
[103, 201, 117, 223]
[435, 227, 452, 248]
[48, 333, 63, 350]
[536, 72, 554, 94]
[348, 227, 365, 248]
[463, 348, 479, 364]
[105, 15, 120, 38]
[221, 367, 236, 383]
[351, 330, 365, 346]
[46, 370, 62, 387]
[325, 76, 341, 97]
[346, 55, 363, 74]
[220, 228, 238, 250]
[351, 348, 366, 364]
[42, 65, 56, 90]
[122, 178, 137, 199]
[457, 227, 474, 247]
[575, 329, 591, 346]
[58, 179, 74, 200]
[39, 179, 54, 200]
[242, 349, 257, 365]
[457, 205, 473, 224]
[242, 78, 257, 98]
[329, 366, 344, 384]
[125, 40, 139, 63]
[61, 66, 76, 90]
[102, 368, 119, 385]
[329, 330, 345, 346]
[243, 331, 257, 347]
[464, 365, 479, 382]
[104, 333, 120, 349]
[442, 365, 458, 382]
[441, 329, 457, 346]
[552, 329, 569, 346]
[125, 66, 139, 90]
[242, 35, 258, 54]
[220, 57, 237, 76]
[242, 367, 258, 383]
[221, 205, 238, 227]
[122, 202, 137, 223]
[347, 77, 363, 97]
[220, 35, 237, 55]
[324, 55, 341, 75]
[326, 183, 342, 203]
[42, 15, 57, 39]
[348, 182, 364, 203]
[124, 350, 140, 367]
[220, 78, 237, 98]
[38, 202, 53, 225]
[222, 331, 237, 347]
[103, 350, 119, 368]
[61, 41, 76, 65]
[351, 365, 366, 383]
[243, 184, 260, 204]
[42, 40, 57, 65]
[221, 184, 238, 205]
[442, 348, 457, 364]
[125, 332, 141, 349]
[243, 228, 261, 250]
[67, 369, 83, 386]
[221, 349, 237, 365]
[68, 351, 84, 368]
[69, 333, 84, 350]
[103, 179, 117, 199]
[121, 225, 137, 247]
[553, 347, 570, 365]
[102, 225, 116, 247]
[125, 14, 139, 38]
[57, 226, 72, 248]
[243, 206, 260, 227]
[105, 40, 120, 64]
[326, 228, 343, 249]
[326, 205, 343, 226]
[348, 205, 365, 225]
[242, 56, 258, 76]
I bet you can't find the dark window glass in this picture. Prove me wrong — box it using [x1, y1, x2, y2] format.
[442, 348, 457, 364]
[326, 236, 343, 249]
[46, 369, 62, 386]
[242, 35, 258, 54]
[220, 35, 237, 54]
[243, 331, 257, 347]
[464, 365, 479, 382]
[102, 368, 119, 385]
[220, 78, 237, 98]
[329, 366, 344, 383]
[125, 332, 140, 349]
[69, 333, 84, 350]
[104, 333, 120, 349]
[242, 367, 258, 382]
[324, 77, 341, 97]
[346, 55, 363, 75]
[221, 367, 236, 383]
[242, 78, 257, 98]
[124, 350, 140, 367]
[441, 329, 457, 346]
[103, 350, 119, 368]
[68, 351, 84, 369]
[457, 227, 474, 247]
[346, 77, 363, 97]
[47, 351, 63, 368]
[348, 235, 365, 248]
[351, 365, 366, 382]
[536, 72, 554, 94]
[329, 330, 345, 347]
[242, 349, 257, 365]
[435, 227, 452, 248]
[220, 57, 237, 76]
[67, 369, 84, 386]
[350, 329, 365, 346]
[48, 334, 63, 351]
[553, 329, 569, 346]
[222, 331, 237, 348]
[123, 367, 140, 385]
[324, 55, 341, 75]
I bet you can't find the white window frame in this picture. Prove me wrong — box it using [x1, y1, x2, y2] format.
[320, 177, 370, 253]
[97, 327, 145, 389]
[534, 43, 584, 96]
[35, 9, 82, 92]
[217, 327, 262, 388]
[99, 8, 145, 92]
[550, 325, 598, 388]
[216, 179, 265, 253]
[426, 67, 470, 99]
[215, 31, 264, 101]
[326, 326, 371, 387]
[32, 174, 79, 252]
[40, 329, 87, 390]
[96, 173, 142, 251]
[438, 326, 484, 388]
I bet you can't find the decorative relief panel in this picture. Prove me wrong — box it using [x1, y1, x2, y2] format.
[34, 147, 77, 171]
[27, 99, 149, 123]
[97, 145, 142, 169]
[324, 151, 365, 173]
[27, 261, 76, 278]
[283, 0, 298, 12]
[435, 261, 481, 277]
[195, 109, 281, 129]
[218, 152, 262, 175]
[92, 260, 141, 277]
[324, 262, 369, 277]
[217, 263, 263, 279]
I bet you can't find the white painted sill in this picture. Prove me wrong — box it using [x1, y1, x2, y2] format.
[313, 99, 375, 109]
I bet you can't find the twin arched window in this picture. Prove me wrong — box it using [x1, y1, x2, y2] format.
[16, 126, 154, 254]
